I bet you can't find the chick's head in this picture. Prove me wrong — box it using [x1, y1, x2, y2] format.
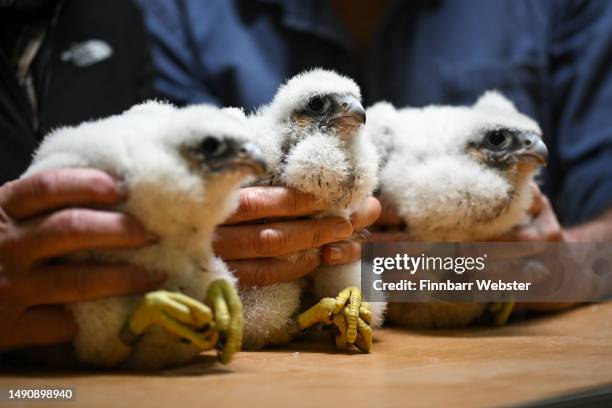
[267, 68, 365, 142]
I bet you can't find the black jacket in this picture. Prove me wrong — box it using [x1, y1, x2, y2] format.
[0, 0, 153, 184]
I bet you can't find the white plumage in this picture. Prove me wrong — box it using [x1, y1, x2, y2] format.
[366, 91, 548, 328]
[234, 69, 386, 351]
[23, 101, 265, 369]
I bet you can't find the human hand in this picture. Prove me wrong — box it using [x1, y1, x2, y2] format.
[321, 195, 381, 265]
[214, 187, 380, 287]
[487, 183, 578, 313]
[370, 184, 578, 314]
[369, 197, 409, 242]
[488, 183, 565, 242]
[0, 169, 166, 352]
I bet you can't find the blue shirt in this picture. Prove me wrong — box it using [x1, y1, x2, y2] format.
[136, 0, 612, 226]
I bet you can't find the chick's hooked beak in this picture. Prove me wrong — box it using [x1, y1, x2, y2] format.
[516, 132, 549, 166]
[331, 94, 366, 126]
[203, 138, 267, 176]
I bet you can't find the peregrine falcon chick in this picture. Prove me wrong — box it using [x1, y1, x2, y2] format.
[367, 91, 548, 328]
[22, 101, 266, 369]
[235, 69, 385, 352]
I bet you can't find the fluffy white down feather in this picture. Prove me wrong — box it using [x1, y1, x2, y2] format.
[367, 91, 544, 328]
[23, 101, 255, 369]
[232, 69, 385, 349]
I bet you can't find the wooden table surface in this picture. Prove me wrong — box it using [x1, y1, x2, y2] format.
[1, 303, 611, 408]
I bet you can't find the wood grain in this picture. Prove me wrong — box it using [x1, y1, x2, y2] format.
[1, 303, 611, 408]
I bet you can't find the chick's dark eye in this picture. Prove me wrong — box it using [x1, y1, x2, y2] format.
[200, 136, 227, 157]
[485, 129, 512, 149]
[307, 96, 328, 113]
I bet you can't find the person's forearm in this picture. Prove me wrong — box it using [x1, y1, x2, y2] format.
[564, 208, 612, 241]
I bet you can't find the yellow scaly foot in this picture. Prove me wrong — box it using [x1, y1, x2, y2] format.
[123, 279, 243, 364]
[297, 287, 373, 352]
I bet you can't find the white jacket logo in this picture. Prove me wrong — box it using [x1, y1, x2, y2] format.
[60, 40, 113, 67]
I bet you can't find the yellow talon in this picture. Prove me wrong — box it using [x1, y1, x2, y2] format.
[124, 282, 243, 365]
[340, 287, 361, 344]
[355, 318, 372, 353]
[333, 287, 352, 313]
[332, 315, 349, 350]
[297, 287, 373, 353]
[490, 301, 515, 326]
[297, 298, 336, 331]
[127, 290, 217, 351]
[360, 301, 372, 325]
[206, 279, 243, 364]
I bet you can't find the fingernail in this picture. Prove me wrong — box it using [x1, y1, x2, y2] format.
[326, 245, 343, 262]
[335, 220, 353, 239]
[147, 269, 167, 283]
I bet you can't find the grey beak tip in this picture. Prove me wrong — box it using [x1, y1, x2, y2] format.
[337, 94, 366, 124]
[521, 133, 549, 166]
[533, 139, 549, 165]
[349, 101, 366, 124]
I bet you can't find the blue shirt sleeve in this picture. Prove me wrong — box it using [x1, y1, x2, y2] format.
[552, 0, 612, 224]
[135, 0, 221, 106]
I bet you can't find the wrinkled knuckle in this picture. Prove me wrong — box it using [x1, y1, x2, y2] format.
[32, 171, 61, 198]
[311, 221, 324, 247]
[289, 190, 305, 213]
[59, 209, 85, 234]
[308, 251, 322, 268]
[253, 228, 286, 256]
[48, 210, 88, 247]
[240, 188, 267, 216]
[253, 264, 276, 286]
